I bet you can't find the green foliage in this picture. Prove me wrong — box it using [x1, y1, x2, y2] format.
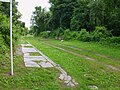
[70, 31, 78, 40]
[31, 7, 52, 36]
[101, 37, 120, 47]
[49, 0, 77, 29]
[40, 31, 50, 38]
[0, 0, 26, 54]
[77, 29, 91, 42]
[63, 29, 71, 40]
[51, 27, 64, 39]
[108, 37, 120, 44]
[0, 13, 10, 45]
[31, 0, 120, 37]
[70, 17, 81, 31]
[0, 33, 4, 45]
[92, 26, 111, 42]
[30, 0, 120, 46]
[0, 33, 5, 53]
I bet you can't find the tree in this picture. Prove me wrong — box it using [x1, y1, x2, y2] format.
[31, 6, 52, 36]
[49, 0, 77, 29]
[0, 0, 25, 49]
[31, 0, 120, 36]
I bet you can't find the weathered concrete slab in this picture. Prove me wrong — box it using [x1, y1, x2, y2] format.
[67, 81, 75, 87]
[72, 79, 78, 85]
[24, 56, 46, 61]
[59, 73, 65, 80]
[88, 85, 98, 90]
[22, 48, 38, 53]
[21, 43, 78, 87]
[24, 53, 30, 57]
[39, 62, 54, 68]
[25, 61, 40, 67]
[21, 44, 32, 47]
[64, 76, 71, 84]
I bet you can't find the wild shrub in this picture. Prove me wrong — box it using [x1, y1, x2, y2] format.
[0, 33, 8, 54]
[71, 31, 79, 40]
[101, 37, 120, 47]
[63, 29, 71, 40]
[40, 31, 49, 38]
[91, 26, 111, 42]
[0, 13, 22, 54]
[0, 14, 10, 46]
[52, 27, 64, 40]
[0, 33, 4, 47]
[109, 37, 120, 44]
[77, 29, 91, 42]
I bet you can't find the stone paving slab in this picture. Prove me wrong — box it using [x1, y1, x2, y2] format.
[22, 48, 38, 53]
[21, 44, 32, 47]
[67, 81, 75, 87]
[64, 76, 71, 84]
[25, 61, 40, 67]
[24, 56, 46, 61]
[21, 42, 78, 87]
[59, 73, 65, 80]
[39, 62, 54, 68]
[24, 53, 30, 56]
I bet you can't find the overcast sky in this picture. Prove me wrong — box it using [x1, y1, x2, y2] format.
[16, 0, 51, 28]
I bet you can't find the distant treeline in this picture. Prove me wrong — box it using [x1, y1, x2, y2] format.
[29, 0, 120, 47]
[30, 0, 120, 36]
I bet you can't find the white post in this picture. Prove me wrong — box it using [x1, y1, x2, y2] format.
[10, 0, 13, 75]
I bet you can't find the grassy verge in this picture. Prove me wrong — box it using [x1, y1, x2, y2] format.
[45, 43, 120, 69]
[0, 38, 71, 90]
[25, 37, 120, 90]
[42, 38, 120, 60]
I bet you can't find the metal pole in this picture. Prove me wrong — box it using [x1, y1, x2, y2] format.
[10, 0, 13, 75]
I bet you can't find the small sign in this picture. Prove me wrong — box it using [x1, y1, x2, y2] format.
[0, 0, 10, 2]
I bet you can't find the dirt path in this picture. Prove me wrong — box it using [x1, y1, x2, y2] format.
[59, 44, 120, 62]
[42, 41, 120, 71]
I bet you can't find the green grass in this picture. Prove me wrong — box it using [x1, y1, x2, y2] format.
[24, 37, 120, 90]
[42, 38, 120, 60]
[0, 39, 71, 90]
[29, 52, 42, 56]
[0, 37, 120, 90]
[0, 54, 64, 90]
[24, 46, 33, 48]
[49, 43, 120, 68]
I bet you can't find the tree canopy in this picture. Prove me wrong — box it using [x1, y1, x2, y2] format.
[30, 0, 120, 36]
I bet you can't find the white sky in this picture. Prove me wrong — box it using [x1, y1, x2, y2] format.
[16, 0, 51, 28]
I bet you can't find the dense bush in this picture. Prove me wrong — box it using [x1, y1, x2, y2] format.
[108, 37, 120, 44]
[39, 26, 120, 48]
[52, 27, 64, 40]
[101, 37, 120, 47]
[40, 31, 50, 38]
[0, 1, 28, 56]
[63, 29, 71, 40]
[0, 14, 10, 45]
[0, 33, 8, 54]
[77, 29, 91, 42]
[0, 13, 22, 46]
[0, 33, 4, 46]
[91, 26, 111, 42]
[70, 31, 78, 40]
